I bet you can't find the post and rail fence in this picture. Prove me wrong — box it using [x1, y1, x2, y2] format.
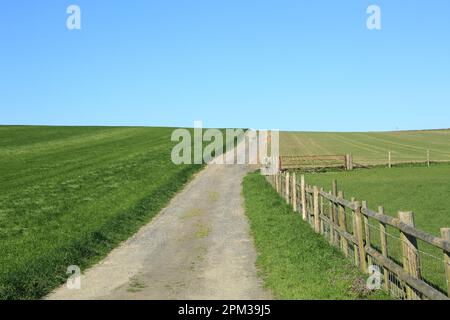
[266, 171, 450, 300]
[278, 150, 448, 171]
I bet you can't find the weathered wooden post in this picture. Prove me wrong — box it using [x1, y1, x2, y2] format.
[351, 197, 359, 266]
[280, 171, 283, 197]
[313, 186, 320, 233]
[280, 172, 283, 197]
[292, 172, 297, 212]
[354, 201, 367, 272]
[300, 175, 307, 221]
[427, 150, 430, 167]
[332, 180, 338, 245]
[307, 187, 311, 223]
[388, 151, 392, 168]
[328, 191, 335, 245]
[320, 187, 324, 234]
[281, 172, 284, 196]
[285, 171, 290, 204]
[399, 211, 421, 300]
[338, 191, 348, 257]
[362, 201, 372, 267]
[279, 171, 282, 194]
[275, 171, 280, 193]
[440, 228, 450, 298]
[346, 154, 353, 171]
[378, 206, 390, 291]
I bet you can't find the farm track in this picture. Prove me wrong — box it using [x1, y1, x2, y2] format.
[47, 150, 271, 300]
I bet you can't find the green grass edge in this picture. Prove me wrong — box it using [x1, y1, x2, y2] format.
[0, 164, 203, 300]
[242, 171, 391, 300]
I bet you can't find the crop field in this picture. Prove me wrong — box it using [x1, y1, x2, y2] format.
[304, 165, 450, 295]
[281, 130, 450, 165]
[0, 126, 203, 300]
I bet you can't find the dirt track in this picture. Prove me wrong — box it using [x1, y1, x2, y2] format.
[47, 150, 271, 300]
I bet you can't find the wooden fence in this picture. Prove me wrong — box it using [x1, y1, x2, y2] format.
[267, 171, 450, 300]
[279, 150, 450, 171]
[279, 155, 352, 171]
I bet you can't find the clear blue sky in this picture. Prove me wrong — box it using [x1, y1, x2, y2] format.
[1, 0, 449, 131]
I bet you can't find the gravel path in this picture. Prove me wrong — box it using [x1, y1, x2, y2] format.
[47, 148, 271, 300]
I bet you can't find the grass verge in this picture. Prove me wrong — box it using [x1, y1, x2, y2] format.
[243, 172, 390, 300]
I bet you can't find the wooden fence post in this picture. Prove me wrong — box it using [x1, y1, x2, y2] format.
[313, 186, 320, 233]
[285, 171, 290, 204]
[280, 172, 283, 195]
[308, 186, 313, 224]
[280, 172, 283, 196]
[362, 201, 372, 267]
[275, 171, 280, 193]
[338, 191, 348, 257]
[320, 188, 324, 235]
[427, 150, 430, 167]
[354, 201, 367, 272]
[378, 206, 390, 292]
[351, 197, 359, 267]
[300, 175, 307, 221]
[399, 211, 421, 300]
[388, 151, 392, 168]
[280, 172, 283, 197]
[266, 171, 450, 300]
[292, 172, 297, 212]
[346, 154, 353, 170]
[441, 228, 450, 298]
[332, 180, 338, 246]
[328, 190, 334, 245]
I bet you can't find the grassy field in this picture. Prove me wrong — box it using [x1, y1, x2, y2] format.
[3, 125, 449, 299]
[0, 125, 203, 300]
[304, 165, 450, 295]
[281, 130, 450, 165]
[243, 172, 389, 300]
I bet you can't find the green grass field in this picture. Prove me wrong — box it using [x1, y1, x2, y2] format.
[2, 125, 449, 300]
[304, 165, 450, 295]
[281, 130, 450, 165]
[243, 172, 389, 300]
[0, 125, 203, 300]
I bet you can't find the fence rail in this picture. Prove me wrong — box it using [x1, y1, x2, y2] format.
[266, 171, 450, 300]
[279, 155, 349, 170]
[279, 150, 450, 171]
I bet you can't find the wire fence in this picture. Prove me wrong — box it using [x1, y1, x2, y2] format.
[267, 172, 450, 300]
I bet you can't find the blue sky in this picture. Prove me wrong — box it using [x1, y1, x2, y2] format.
[0, 1, 449, 131]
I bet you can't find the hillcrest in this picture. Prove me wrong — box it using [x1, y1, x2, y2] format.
[171, 121, 279, 174]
